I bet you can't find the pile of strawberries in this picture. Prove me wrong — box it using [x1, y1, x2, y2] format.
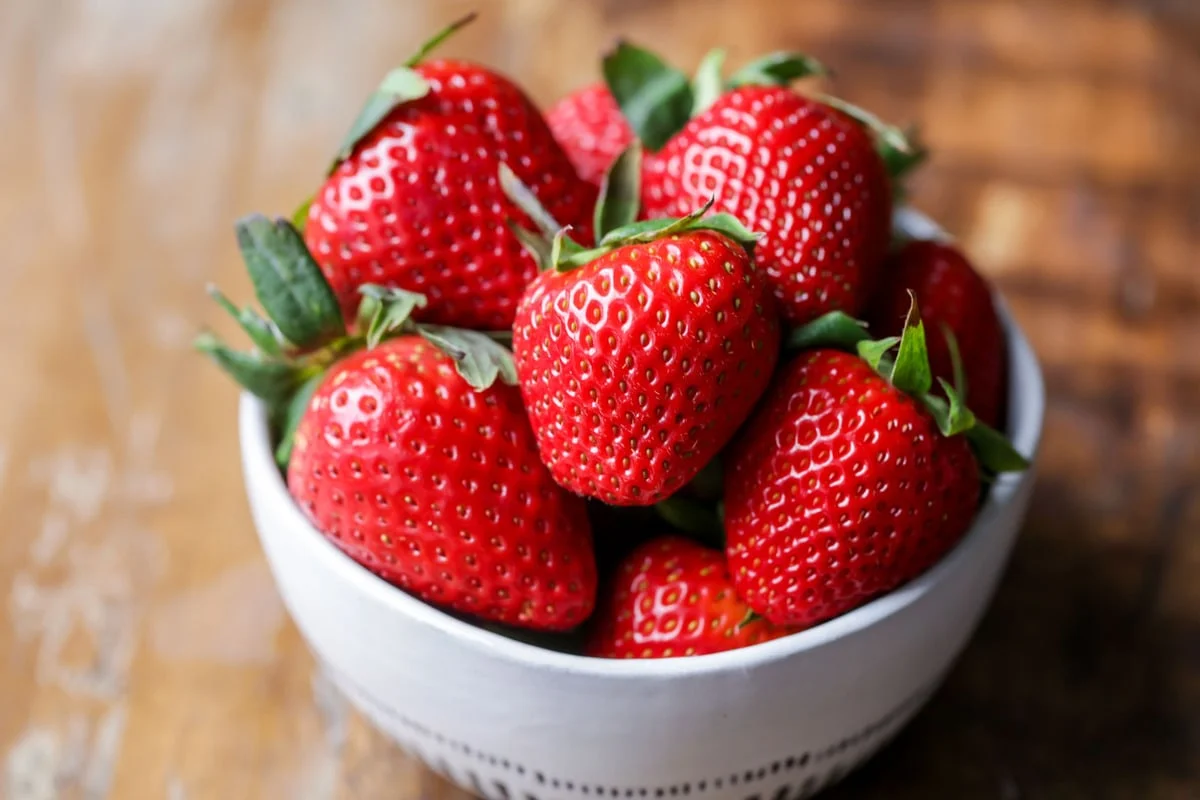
[200, 14, 1027, 659]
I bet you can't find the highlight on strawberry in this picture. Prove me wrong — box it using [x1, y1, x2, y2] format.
[198, 11, 1033, 659]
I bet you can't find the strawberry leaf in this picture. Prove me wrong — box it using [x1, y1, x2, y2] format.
[330, 68, 430, 173]
[359, 284, 428, 348]
[941, 322, 968, 398]
[737, 609, 765, 630]
[235, 214, 345, 349]
[881, 125, 928, 184]
[274, 372, 324, 469]
[786, 311, 870, 352]
[603, 41, 694, 151]
[678, 211, 760, 254]
[499, 162, 565, 239]
[594, 142, 642, 241]
[856, 336, 900, 371]
[206, 284, 285, 356]
[405, 12, 477, 67]
[967, 421, 1031, 474]
[194, 333, 307, 404]
[727, 51, 827, 88]
[690, 48, 727, 114]
[923, 379, 976, 437]
[889, 293, 933, 396]
[418, 325, 518, 390]
[508, 220, 553, 271]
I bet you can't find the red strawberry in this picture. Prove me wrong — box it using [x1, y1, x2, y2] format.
[303, 18, 596, 331]
[288, 335, 597, 631]
[505, 158, 781, 506]
[546, 83, 634, 186]
[642, 85, 893, 326]
[587, 536, 790, 658]
[199, 214, 596, 632]
[724, 304, 1028, 628]
[869, 239, 1007, 428]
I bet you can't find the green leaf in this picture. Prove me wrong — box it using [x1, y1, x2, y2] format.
[598, 198, 716, 247]
[594, 142, 643, 241]
[786, 311, 870, 352]
[235, 214, 345, 349]
[274, 372, 325, 470]
[418, 325, 519, 390]
[679, 211, 760, 253]
[737, 609, 765, 630]
[889, 293, 933, 395]
[856, 336, 900, 371]
[206, 284, 285, 356]
[727, 51, 827, 88]
[690, 48, 727, 114]
[967, 421, 1031, 474]
[359, 284, 427, 348]
[653, 495, 724, 549]
[498, 162, 564, 239]
[941, 322, 968, 398]
[194, 332, 306, 404]
[880, 125, 928, 183]
[291, 196, 313, 232]
[508, 220, 553, 271]
[923, 380, 976, 437]
[603, 41, 694, 151]
[330, 67, 430, 172]
[405, 12, 477, 67]
[819, 94, 913, 160]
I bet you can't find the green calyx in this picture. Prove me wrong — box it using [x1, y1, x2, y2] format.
[818, 94, 927, 190]
[501, 143, 760, 272]
[196, 211, 516, 469]
[327, 12, 477, 174]
[786, 296, 1029, 476]
[602, 43, 825, 151]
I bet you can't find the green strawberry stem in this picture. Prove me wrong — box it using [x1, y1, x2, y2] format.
[690, 48, 727, 115]
[405, 11, 477, 67]
[654, 495, 724, 549]
[787, 302, 1029, 475]
[593, 141, 642, 240]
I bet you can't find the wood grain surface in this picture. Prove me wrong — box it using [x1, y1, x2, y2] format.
[1, 0, 1197, 797]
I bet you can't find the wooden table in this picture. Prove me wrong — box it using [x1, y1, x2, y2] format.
[1, 0, 1197, 797]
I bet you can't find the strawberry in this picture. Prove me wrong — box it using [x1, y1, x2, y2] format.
[870, 239, 1007, 428]
[546, 83, 633, 186]
[198, 214, 596, 632]
[724, 303, 1029, 628]
[503, 147, 781, 506]
[642, 86, 893, 327]
[587, 536, 789, 658]
[288, 335, 596, 630]
[301, 14, 597, 331]
[599, 44, 910, 327]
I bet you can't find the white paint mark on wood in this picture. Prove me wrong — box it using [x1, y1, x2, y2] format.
[152, 561, 284, 665]
[3, 707, 127, 800]
[28, 448, 112, 525]
[81, 704, 127, 799]
[4, 727, 59, 800]
[289, 669, 349, 800]
[166, 775, 188, 800]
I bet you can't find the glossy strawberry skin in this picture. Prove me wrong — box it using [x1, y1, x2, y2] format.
[545, 83, 634, 186]
[287, 336, 597, 631]
[643, 86, 893, 326]
[305, 60, 598, 331]
[869, 240, 1008, 428]
[587, 536, 790, 658]
[724, 349, 979, 628]
[513, 230, 781, 506]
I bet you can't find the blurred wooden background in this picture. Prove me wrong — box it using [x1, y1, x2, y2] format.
[0, 0, 1197, 797]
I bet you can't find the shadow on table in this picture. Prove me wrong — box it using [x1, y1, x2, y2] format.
[827, 477, 1199, 799]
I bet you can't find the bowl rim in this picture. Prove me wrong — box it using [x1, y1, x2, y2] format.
[238, 215, 1046, 679]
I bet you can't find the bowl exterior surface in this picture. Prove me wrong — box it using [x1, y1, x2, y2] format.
[240, 275, 1044, 800]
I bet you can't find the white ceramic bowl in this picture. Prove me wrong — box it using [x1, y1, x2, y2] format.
[239, 239, 1044, 800]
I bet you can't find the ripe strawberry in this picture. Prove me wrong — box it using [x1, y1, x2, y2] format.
[199, 213, 596, 632]
[302, 16, 597, 331]
[505, 153, 781, 506]
[288, 336, 596, 630]
[870, 239, 1007, 428]
[724, 303, 1028, 628]
[587, 536, 790, 658]
[642, 85, 893, 326]
[546, 83, 634, 186]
